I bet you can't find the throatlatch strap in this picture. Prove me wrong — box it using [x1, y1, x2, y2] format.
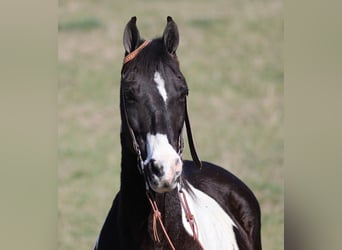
[184, 98, 202, 169]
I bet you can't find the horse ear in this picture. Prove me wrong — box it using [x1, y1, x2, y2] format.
[163, 16, 179, 54]
[123, 16, 141, 54]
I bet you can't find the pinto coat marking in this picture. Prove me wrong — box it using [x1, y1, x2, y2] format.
[179, 182, 239, 250]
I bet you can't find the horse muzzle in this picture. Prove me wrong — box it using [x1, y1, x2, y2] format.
[144, 156, 182, 193]
[143, 133, 183, 193]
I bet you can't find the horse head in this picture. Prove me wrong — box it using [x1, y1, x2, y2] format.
[120, 16, 200, 193]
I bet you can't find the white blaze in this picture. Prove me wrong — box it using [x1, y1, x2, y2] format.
[154, 71, 168, 103]
[179, 183, 239, 250]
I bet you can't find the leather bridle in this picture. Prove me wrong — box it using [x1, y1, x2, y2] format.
[122, 40, 202, 171]
[121, 40, 203, 249]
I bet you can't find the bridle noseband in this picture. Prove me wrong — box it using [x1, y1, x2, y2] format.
[121, 40, 203, 249]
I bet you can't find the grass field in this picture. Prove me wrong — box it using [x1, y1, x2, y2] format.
[58, 0, 283, 249]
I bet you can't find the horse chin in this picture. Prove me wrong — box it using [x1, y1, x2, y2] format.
[148, 178, 179, 193]
[150, 183, 178, 193]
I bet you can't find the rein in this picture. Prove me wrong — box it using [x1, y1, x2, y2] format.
[121, 40, 203, 249]
[146, 187, 204, 250]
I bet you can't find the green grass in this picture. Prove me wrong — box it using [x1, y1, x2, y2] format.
[58, 16, 104, 32]
[59, 0, 283, 249]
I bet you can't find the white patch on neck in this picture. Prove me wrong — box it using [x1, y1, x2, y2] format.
[154, 71, 167, 103]
[179, 183, 239, 250]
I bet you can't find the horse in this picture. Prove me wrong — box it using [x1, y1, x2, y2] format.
[95, 16, 261, 250]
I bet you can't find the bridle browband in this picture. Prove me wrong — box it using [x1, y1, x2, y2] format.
[123, 40, 152, 64]
[121, 39, 203, 249]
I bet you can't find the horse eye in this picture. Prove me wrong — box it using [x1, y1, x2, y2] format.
[125, 91, 136, 102]
[184, 88, 189, 96]
[123, 86, 139, 103]
[176, 89, 188, 101]
[180, 87, 188, 98]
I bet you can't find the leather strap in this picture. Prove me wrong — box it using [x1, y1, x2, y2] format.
[147, 192, 176, 250]
[123, 40, 151, 64]
[121, 89, 145, 174]
[184, 98, 202, 169]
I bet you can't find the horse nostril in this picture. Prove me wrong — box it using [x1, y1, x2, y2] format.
[150, 159, 164, 177]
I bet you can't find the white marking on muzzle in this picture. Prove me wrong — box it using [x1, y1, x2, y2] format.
[144, 133, 182, 189]
[154, 71, 167, 103]
[179, 183, 239, 250]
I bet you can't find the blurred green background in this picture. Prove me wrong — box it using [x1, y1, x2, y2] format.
[58, 0, 283, 249]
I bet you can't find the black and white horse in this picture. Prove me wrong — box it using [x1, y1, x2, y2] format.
[95, 16, 261, 250]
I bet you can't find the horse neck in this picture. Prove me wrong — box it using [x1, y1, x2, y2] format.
[120, 137, 147, 203]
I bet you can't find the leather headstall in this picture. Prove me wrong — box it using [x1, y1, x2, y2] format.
[121, 39, 202, 173]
